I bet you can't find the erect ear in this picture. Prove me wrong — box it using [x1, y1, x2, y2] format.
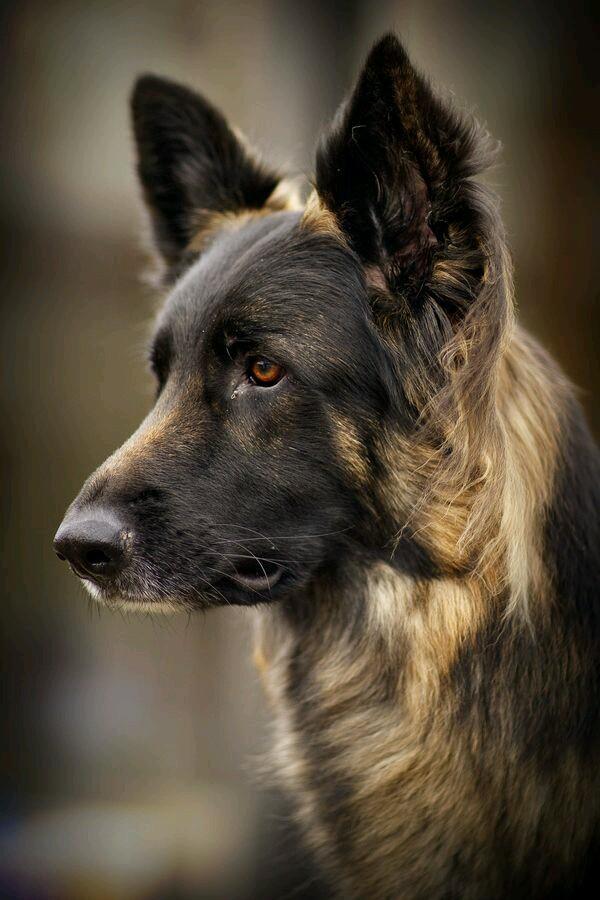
[131, 75, 285, 280]
[314, 34, 493, 309]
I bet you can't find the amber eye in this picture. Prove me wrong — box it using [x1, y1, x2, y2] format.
[248, 357, 285, 387]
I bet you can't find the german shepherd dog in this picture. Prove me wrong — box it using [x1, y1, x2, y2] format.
[54, 35, 599, 899]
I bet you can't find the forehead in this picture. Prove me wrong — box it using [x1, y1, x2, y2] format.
[155, 211, 369, 342]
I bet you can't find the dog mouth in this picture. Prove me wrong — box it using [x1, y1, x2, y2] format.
[227, 558, 284, 592]
[66, 550, 287, 607]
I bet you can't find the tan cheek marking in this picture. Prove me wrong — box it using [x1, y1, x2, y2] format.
[329, 412, 370, 486]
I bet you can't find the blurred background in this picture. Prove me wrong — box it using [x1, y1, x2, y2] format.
[0, 1, 597, 898]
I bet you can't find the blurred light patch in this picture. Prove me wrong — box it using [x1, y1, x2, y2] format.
[0, 786, 255, 899]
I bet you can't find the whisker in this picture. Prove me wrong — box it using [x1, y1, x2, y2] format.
[211, 525, 353, 544]
[209, 522, 278, 548]
[211, 549, 295, 574]
[194, 570, 232, 606]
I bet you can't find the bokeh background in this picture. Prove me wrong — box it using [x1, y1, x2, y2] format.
[1, 1, 598, 898]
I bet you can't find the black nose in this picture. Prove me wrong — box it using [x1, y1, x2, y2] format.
[54, 513, 127, 581]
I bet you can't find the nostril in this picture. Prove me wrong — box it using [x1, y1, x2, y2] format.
[84, 547, 112, 567]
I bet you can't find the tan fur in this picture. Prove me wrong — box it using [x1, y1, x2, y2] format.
[186, 209, 260, 253]
[96, 386, 199, 482]
[265, 177, 304, 212]
[494, 330, 569, 615]
[100, 409, 180, 471]
[255, 571, 493, 897]
[328, 411, 370, 486]
[187, 178, 303, 253]
[255, 549, 596, 898]
[300, 189, 345, 239]
[371, 323, 567, 622]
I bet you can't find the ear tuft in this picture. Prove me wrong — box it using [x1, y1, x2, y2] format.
[131, 74, 281, 279]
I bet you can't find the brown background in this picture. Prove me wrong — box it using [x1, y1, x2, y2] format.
[0, 1, 598, 898]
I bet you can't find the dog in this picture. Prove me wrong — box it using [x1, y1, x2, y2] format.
[54, 34, 599, 899]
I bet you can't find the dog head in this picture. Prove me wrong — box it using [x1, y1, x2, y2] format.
[54, 35, 506, 610]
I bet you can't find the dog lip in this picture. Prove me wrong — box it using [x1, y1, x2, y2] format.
[67, 561, 104, 585]
[231, 564, 284, 592]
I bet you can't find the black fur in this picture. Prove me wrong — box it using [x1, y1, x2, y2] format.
[132, 74, 279, 278]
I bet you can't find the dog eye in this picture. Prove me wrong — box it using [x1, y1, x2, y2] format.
[248, 357, 285, 387]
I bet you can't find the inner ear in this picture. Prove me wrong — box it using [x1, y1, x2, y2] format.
[131, 74, 290, 280]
